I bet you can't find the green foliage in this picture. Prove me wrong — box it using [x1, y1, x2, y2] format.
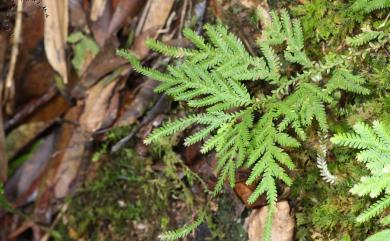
[118, 10, 369, 241]
[365, 229, 390, 241]
[0, 183, 12, 212]
[332, 121, 390, 240]
[159, 212, 206, 241]
[67, 32, 100, 74]
[346, 31, 387, 47]
[351, 0, 390, 13]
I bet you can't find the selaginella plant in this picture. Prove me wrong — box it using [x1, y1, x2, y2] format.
[117, 10, 370, 241]
[331, 121, 390, 241]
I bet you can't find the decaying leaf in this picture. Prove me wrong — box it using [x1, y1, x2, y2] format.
[79, 75, 120, 133]
[140, 0, 175, 33]
[67, 32, 100, 75]
[90, 0, 108, 21]
[43, 0, 69, 84]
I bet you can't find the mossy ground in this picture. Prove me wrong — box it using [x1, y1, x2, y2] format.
[54, 128, 247, 241]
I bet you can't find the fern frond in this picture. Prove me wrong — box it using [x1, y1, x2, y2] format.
[118, 10, 371, 241]
[159, 211, 206, 240]
[259, 42, 281, 82]
[332, 121, 390, 227]
[245, 112, 296, 204]
[146, 39, 197, 58]
[346, 31, 386, 47]
[365, 229, 390, 241]
[326, 69, 370, 95]
[263, 11, 285, 45]
[262, 10, 312, 67]
[316, 133, 338, 184]
[351, 0, 390, 13]
[356, 194, 390, 223]
[380, 215, 390, 225]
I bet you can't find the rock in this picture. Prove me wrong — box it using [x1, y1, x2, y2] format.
[245, 201, 294, 241]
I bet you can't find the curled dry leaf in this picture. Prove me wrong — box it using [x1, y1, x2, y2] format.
[43, 0, 69, 84]
[79, 76, 120, 133]
[140, 0, 175, 33]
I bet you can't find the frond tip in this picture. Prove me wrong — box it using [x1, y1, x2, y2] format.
[331, 121, 390, 231]
[158, 212, 206, 241]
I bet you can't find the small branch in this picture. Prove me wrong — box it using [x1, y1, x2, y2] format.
[4, 0, 23, 110]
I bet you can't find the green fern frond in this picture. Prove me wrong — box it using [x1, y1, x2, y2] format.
[146, 39, 197, 58]
[159, 211, 206, 240]
[118, 10, 371, 241]
[351, 0, 390, 13]
[356, 194, 390, 223]
[263, 11, 285, 45]
[245, 112, 296, 204]
[346, 31, 386, 47]
[365, 229, 390, 241]
[332, 121, 390, 226]
[380, 215, 390, 225]
[259, 42, 281, 82]
[263, 10, 312, 68]
[326, 69, 370, 95]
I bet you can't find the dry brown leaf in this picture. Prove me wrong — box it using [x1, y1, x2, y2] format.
[245, 201, 295, 241]
[108, 0, 144, 36]
[79, 79, 118, 133]
[32, 105, 84, 225]
[53, 127, 88, 198]
[71, 41, 126, 98]
[90, 0, 108, 21]
[140, 0, 175, 33]
[5, 94, 70, 160]
[43, 0, 69, 84]
[69, 0, 88, 28]
[115, 79, 158, 127]
[4, 133, 55, 201]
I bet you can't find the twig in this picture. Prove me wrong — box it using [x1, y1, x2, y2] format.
[110, 94, 169, 153]
[5, 85, 58, 131]
[4, 0, 23, 110]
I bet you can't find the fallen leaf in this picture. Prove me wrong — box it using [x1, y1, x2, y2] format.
[67, 32, 100, 75]
[32, 105, 85, 225]
[245, 201, 295, 241]
[140, 0, 175, 33]
[15, 60, 54, 106]
[5, 94, 71, 160]
[114, 78, 159, 127]
[4, 133, 55, 202]
[234, 182, 268, 209]
[108, 0, 145, 36]
[90, 0, 107, 21]
[70, 41, 127, 98]
[43, 0, 69, 84]
[79, 75, 120, 133]
[90, 0, 113, 46]
[69, 0, 88, 28]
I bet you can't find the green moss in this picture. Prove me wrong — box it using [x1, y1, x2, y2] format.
[291, 147, 381, 241]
